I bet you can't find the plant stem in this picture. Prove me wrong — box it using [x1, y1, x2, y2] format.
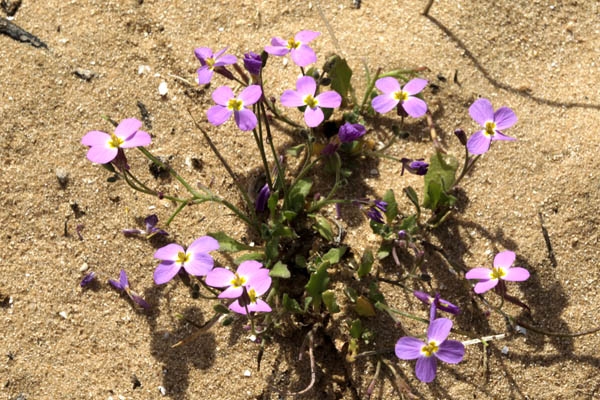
[253, 104, 273, 191]
[308, 152, 341, 212]
[260, 101, 287, 200]
[166, 201, 188, 226]
[453, 153, 481, 189]
[361, 67, 381, 111]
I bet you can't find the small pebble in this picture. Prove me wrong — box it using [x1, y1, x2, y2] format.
[282, 58, 288, 66]
[59, 311, 68, 319]
[244, 370, 251, 377]
[158, 81, 168, 96]
[369, 168, 379, 177]
[138, 65, 151, 75]
[73, 68, 96, 81]
[56, 168, 69, 187]
[515, 325, 527, 335]
[501, 346, 509, 355]
[79, 262, 89, 272]
[158, 386, 167, 396]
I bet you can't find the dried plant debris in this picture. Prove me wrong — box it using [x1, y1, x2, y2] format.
[0, 18, 47, 48]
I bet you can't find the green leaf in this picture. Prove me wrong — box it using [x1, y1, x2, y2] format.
[322, 290, 340, 313]
[269, 261, 291, 279]
[322, 246, 347, 265]
[265, 236, 279, 263]
[282, 293, 304, 313]
[305, 261, 330, 312]
[344, 287, 358, 303]
[350, 319, 363, 339]
[382, 189, 398, 223]
[314, 215, 334, 242]
[208, 232, 254, 252]
[398, 214, 417, 235]
[234, 252, 264, 264]
[288, 178, 312, 213]
[221, 316, 234, 326]
[295, 254, 307, 269]
[403, 186, 420, 215]
[282, 210, 297, 222]
[286, 144, 305, 157]
[422, 152, 458, 210]
[368, 281, 385, 304]
[328, 56, 353, 101]
[377, 242, 393, 259]
[357, 249, 374, 278]
[354, 295, 376, 317]
[213, 304, 230, 314]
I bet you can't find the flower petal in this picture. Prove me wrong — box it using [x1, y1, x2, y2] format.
[238, 85, 262, 105]
[121, 130, 151, 148]
[315, 91, 342, 108]
[371, 94, 398, 114]
[82, 130, 110, 146]
[188, 236, 219, 254]
[194, 47, 213, 62]
[213, 47, 228, 60]
[469, 98, 495, 126]
[427, 318, 452, 343]
[154, 261, 180, 284]
[247, 299, 272, 313]
[402, 97, 427, 118]
[280, 90, 304, 107]
[402, 78, 428, 95]
[413, 290, 433, 305]
[197, 67, 214, 85]
[131, 294, 150, 309]
[466, 130, 491, 155]
[502, 267, 530, 282]
[415, 356, 437, 383]
[493, 107, 517, 130]
[493, 251, 516, 269]
[212, 86, 234, 106]
[264, 37, 289, 56]
[229, 300, 246, 314]
[247, 271, 271, 297]
[465, 267, 493, 280]
[184, 253, 214, 276]
[375, 77, 400, 94]
[237, 260, 264, 276]
[395, 337, 425, 360]
[114, 118, 142, 139]
[295, 30, 320, 43]
[435, 340, 464, 364]
[86, 145, 117, 164]
[119, 269, 129, 288]
[154, 243, 184, 261]
[215, 54, 237, 66]
[296, 76, 316, 97]
[205, 268, 235, 288]
[491, 131, 517, 141]
[304, 106, 324, 127]
[474, 279, 499, 294]
[219, 285, 244, 299]
[207, 105, 233, 126]
[234, 108, 258, 131]
[108, 279, 124, 291]
[291, 44, 316, 67]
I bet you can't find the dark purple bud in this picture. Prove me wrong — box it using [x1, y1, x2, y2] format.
[373, 200, 387, 213]
[338, 122, 366, 143]
[157, 192, 164, 200]
[321, 142, 339, 155]
[215, 66, 235, 81]
[396, 103, 408, 117]
[112, 148, 130, 171]
[313, 192, 321, 201]
[409, 160, 429, 175]
[335, 203, 341, 219]
[80, 272, 96, 287]
[366, 207, 385, 224]
[144, 214, 159, 230]
[239, 287, 251, 308]
[454, 128, 467, 145]
[255, 183, 270, 212]
[398, 230, 407, 239]
[243, 51, 263, 76]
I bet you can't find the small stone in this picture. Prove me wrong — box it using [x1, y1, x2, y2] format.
[59, 311, 68, 319]
[369, 168, 379, 177]
[244, 370, 251, 377]
[158, 81, 168, 96]
[73, 68, 96, 81]
[282, 58, 288, 66]
[138, 65, 151, 75]
[79, 262, 89, 272]
[56, 168, 69, 187]
[515, 325, 527, 335]
[501, 346, 509, 355]
[158, 386, 166, 396]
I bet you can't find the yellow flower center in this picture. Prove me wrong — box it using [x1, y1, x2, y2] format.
[108, 133, 124, 149]
[490, 267, 506, 280]
[287, 38, 300, 49]
[248, 288, 257, 303]
[394, 91, 408, 102]
[206, 57, 216, 69]
[421, 341, 439, 357]
[230, 273, 246, 288]
[227, 98, 243, 111]
[303, 94, 318, 108]
[176, 251, 190, 265]
[485, 121, 496, 136]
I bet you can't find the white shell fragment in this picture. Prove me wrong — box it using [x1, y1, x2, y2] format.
[158, 81, 168, 96]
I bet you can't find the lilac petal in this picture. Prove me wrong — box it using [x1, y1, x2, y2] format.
[114, 118, 142, 138]
[295, 30, 320, 43]
[205, 268, 235, 288]
[213, 47, 228, 60]
[427, 318, 452, 343]
[247, 272, 271, 297]
[219, 285, 244, 299]
[229, 300, 247, 314]
[82, 130, 110, 146]
[154, 243, 184, 261]
[402, 97, 427, 118]
[80, 272, 96, 287]
[315, 91, 342, 108]
[121, 130, 151, 148]
[237, 260, 264, 276]
[234, 109, 258, 131]
[108, 279, 124, 290]
[122, 229, 143, 235]
[131, 294, 150, 309]
[238, 85, 262, 105]
[395, 337, 425, 360]
[469, 98, 495, 126]
[144, 214, 159, 230]
[415, 356, 437, 383]
[375, 77, 400, 94]
[119, 269, 129, 288]
[280, 90, 304, 107]
[474, 279, 499, 294]
[493, 107, 517, 130]
[212, 86, 235, 106]
[87, 146, 117, 164]
[291, 44, 317, 67]
[215, 54, 237, 66]
[437, 299, 461, 315]
[403, 78, 428, 95]
[154, 261, 180, 284]
[184, 253, 215, 276]
[207, 105, 233, 126]
[493, 251, 516, 269]
[304, 106, 324, 127]
[247, 299, 271, 313]
[491, 131, 516, 141]
[502, 267, 530, 282]
[413, 290, 433, 305]
[188, 236, 219, 254]
[372, 94, 398, 114]
[466, 130, 491, 155]
[197, 67, 214, 85]
[194, 47, 213, 62]
[435, 340, 464, 364]
[296, 76, 316, 97]
[264, 45, 289, 56]
[465, 267, 493, 280]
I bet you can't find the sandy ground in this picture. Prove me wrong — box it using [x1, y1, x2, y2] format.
[1, 0, 600, 399]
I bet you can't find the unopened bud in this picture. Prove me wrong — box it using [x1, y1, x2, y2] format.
[454, 128, 467, 145]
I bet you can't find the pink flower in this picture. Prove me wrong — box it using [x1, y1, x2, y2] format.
[264, 30, 320, 67]
[206, 85, 262, 131]
[466, 98, 517, 155]
[465, 251, 529, 294]
[371, 78, 428, 118]
[280, 76, 341, 127]
[153, 237, 219, 284]
[194, 47, 237, 85]
[81, 118, 151, 164]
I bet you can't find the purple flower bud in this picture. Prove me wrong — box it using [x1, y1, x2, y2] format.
[401, 158, 429, 176]
[321, 142, 339, 155]
[338, 122, 366, 143]
[398, 230, 407, 239]
[255, 183, 270, 212]
[243, 51, 263, 76]
[367, 207, 385, 224]
[80, 272, 96, 287]
[454, 128, 467, 145]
